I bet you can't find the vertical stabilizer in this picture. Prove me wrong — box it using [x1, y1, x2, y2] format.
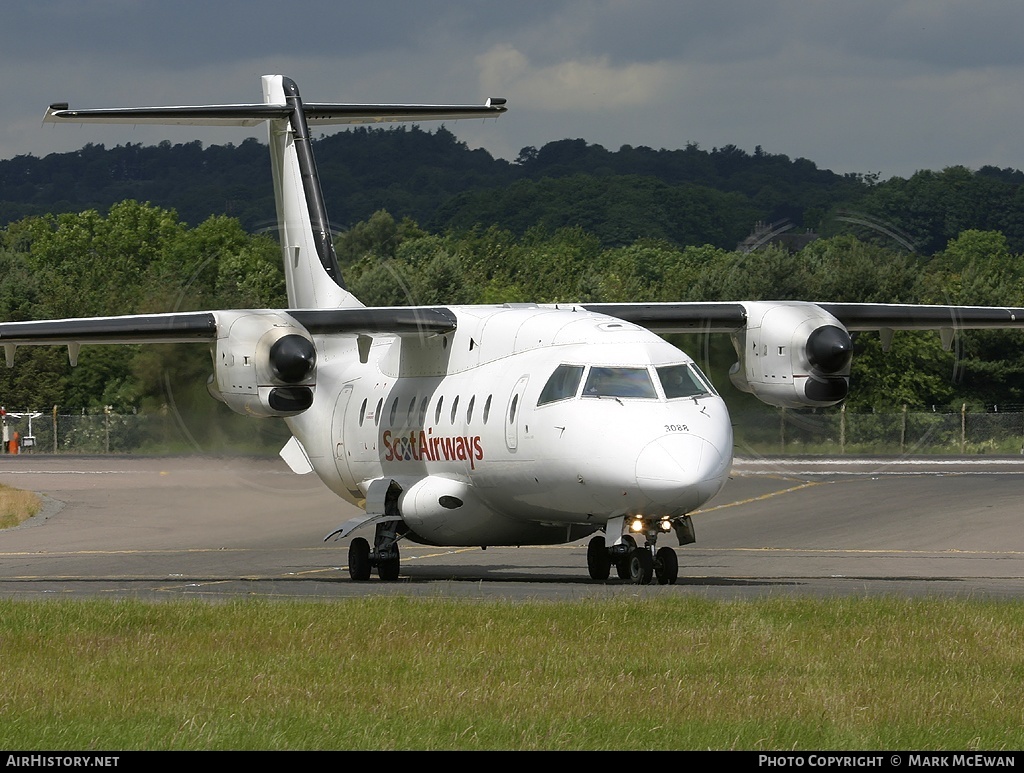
[261, 76, 358, 310]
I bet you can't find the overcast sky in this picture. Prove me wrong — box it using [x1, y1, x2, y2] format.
[3, 1, 1024, 181]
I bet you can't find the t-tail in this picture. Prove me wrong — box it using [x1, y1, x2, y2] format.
[43, 74, 507, 310]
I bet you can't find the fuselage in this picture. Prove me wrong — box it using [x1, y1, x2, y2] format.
[287, 305, 733, 546]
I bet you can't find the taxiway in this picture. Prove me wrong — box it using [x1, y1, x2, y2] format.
[0, 454, 1022, 601]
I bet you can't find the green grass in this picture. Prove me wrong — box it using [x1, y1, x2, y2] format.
[1, 597, 1023, 750]
[0, 484, 41, 528]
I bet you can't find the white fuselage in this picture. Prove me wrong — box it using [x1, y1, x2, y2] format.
[288, 305, 734, 546]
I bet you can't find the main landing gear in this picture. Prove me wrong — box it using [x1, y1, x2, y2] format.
[348, 520, 402, 581]
[586, 515, 693, 585]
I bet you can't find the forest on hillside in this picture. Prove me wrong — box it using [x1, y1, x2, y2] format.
[4, 126, 1024, 255]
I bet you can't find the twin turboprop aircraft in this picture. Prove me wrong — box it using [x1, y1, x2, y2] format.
[8, 74, 1024, 584]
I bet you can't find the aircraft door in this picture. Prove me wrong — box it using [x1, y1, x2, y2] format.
[505, 375, 529, 451]
[332, 383, 357, 486]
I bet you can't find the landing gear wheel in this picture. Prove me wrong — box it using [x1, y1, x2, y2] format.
[655, 546, 678, 585]
[377, 543, 401, 581]
[587, 536, 611, 580]
[615, 535, 637, 580]
[348, 537, 371, 581]
[626, 547, 654, 585]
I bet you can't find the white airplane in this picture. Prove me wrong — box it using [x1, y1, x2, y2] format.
[8, 74, 1024, 584]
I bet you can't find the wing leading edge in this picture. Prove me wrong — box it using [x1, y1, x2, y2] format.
[580, 301, 1024, 334]
[0, 312, 219, 346]
[816, 302, 1024, 330]
[0, 307, 457, 349]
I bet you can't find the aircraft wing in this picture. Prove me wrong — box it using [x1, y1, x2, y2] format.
[815, 302, 1024, 331]
[288, 307, 456, 336]
[581, 301, 1024, 334]
[0, 307, 457, 349]
[5, 303, 1020, 348]
[0, 312, 219, 346]
[580, 303, 747, 333]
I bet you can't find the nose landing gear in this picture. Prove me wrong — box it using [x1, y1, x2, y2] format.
[587, 515, 692, 585]
[624, 544, 655, 584]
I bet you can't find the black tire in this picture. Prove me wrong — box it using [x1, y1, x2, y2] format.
[587, 535, 611, 580]
[348, 537, 371, 581]
[626, 547, 654, 585]
[614, 535, 636, 579]
[377, 543, 401, 581]
[655, 546, 679, 585]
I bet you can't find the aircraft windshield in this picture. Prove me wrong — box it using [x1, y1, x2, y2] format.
[538, 364, 584, 406]
[657, 363, 714, 398]
[583, 367, 657, 399]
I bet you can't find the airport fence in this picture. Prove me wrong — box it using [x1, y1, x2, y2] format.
[0, 407, 289, 456]
[1, 405, 1023, 457]
[731, 404, 1024, 456]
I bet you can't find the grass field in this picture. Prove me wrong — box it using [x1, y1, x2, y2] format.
[1, 596, 1022, 750]
[0, 483, 40, 529]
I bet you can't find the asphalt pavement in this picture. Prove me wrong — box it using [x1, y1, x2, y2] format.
[0, 453, 1022, 601]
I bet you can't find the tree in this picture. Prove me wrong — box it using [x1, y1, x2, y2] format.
[0, 204, 288, 412]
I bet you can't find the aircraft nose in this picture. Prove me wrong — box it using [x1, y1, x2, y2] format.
[634, 433, 729, 510]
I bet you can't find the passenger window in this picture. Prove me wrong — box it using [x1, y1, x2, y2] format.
[538, 364, 584, 406]
[389, 397, 399, 426]
[467, 396, 476, 424]
[583, 367, 657, 399]
[374, 398, 383, 427]
[508, 394, 519, 424]
[450, 396, 460, 425]
[434, 396, 444, 425]
[657, 363, 714, 398]
[359, 398, 367, 426]
[483, 395, 492, 424]
[418, 396, 429, 425]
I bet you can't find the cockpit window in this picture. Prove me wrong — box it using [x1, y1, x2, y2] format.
[657, 363, 714, 398]
[538, 364, 584, 406]
[583, 367, 657, 399]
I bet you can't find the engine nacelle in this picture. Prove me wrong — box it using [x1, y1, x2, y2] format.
[206, 311, 317, 418]
[729, 302, 853, 408]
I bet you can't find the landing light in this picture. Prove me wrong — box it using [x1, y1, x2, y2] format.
[660, 518, 672, 532]
[630, 518, 644, 533]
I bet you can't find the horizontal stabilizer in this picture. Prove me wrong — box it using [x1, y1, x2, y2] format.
[44, 101, 506, 128]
